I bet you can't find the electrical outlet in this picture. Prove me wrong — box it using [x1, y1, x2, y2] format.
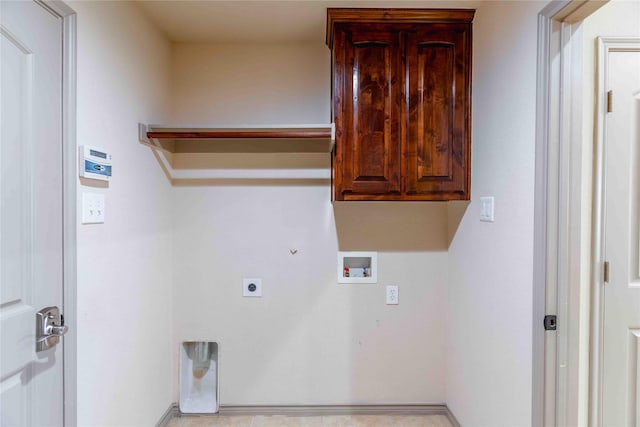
[386, 285, 399, 305]
[243, 278, 262, 297]
[480, 196, 495, 222]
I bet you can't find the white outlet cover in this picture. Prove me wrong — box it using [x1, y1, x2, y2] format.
[243, 278, 262, 297]
[82, 192, 105, 224]
[386, 285, 399, 305]
[479, 196, 495, 222]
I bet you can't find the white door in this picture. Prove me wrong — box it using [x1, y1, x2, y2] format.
[602, 40, 640, 426]
[0, 1, 66, 426]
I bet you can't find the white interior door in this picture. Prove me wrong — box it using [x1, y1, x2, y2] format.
[0, 1, 65, 425]
[602, 40, 640, 426]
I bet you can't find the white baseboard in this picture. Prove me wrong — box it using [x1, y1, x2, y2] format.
[162, 403, 461, 426]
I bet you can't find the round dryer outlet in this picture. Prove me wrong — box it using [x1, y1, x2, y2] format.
[242, 278, 262, 297]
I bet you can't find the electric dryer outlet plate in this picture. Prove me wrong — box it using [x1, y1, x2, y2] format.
[243, 278, 262, 297]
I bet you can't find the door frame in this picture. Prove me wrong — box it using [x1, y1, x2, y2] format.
[591, 36, 640, 427]
[34, 1, 77, 425]
[533, 1, 607, 426]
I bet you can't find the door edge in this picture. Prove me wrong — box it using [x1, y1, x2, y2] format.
[36, 1, 78, 426]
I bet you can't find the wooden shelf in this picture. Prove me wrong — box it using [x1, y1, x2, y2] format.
[138, 123, 335, 154]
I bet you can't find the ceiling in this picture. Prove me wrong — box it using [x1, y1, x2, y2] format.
[135, 0, 482, 43]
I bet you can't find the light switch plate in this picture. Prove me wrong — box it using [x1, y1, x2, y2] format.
[82, 192, 105, 224]
[480, 196, 495, 222]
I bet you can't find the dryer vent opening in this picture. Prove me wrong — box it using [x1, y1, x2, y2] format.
[180, 341, 218, 414]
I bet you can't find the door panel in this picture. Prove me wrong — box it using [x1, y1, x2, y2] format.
[602, 45, 640, 426]
[406, 26, 470, 197]
[0, 1, 64, 425]
[336, 26, 401, 198]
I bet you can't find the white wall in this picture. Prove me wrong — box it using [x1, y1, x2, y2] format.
[73, 1, 174, 425]
[446, 1, 544, 425]
[170, 43, 449, 405]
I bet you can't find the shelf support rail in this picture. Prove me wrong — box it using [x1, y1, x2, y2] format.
[136, 123, 334, 182]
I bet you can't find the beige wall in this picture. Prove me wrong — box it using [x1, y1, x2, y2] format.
[73, 1, 174, 425]
[67, 1, 568, 422]
[446, 1, 544, 425]
[170, 42, 449, 404]
[171, 43, 328, 125]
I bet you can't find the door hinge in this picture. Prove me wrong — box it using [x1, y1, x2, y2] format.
[607, 90, 613, 113]
[604, 261, 610, 283]
[544, 315, 557, 331]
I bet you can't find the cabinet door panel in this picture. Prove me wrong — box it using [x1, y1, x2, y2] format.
[335, 27, 401, 198]
[406, 27, 470, 197]
[416, 42, 454, 179]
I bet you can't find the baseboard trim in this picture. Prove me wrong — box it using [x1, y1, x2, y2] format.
[156, 402, 179, 427]
[218, 404, 447, 417]
[445, 406, 461, 427]
[168, 403, 461, 426]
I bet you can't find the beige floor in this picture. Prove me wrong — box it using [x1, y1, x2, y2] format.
[166, 414, 454, 427]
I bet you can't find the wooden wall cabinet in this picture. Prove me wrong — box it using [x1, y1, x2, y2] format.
[327, 9, 474, 201]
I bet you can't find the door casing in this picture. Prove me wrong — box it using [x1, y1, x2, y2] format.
[534, 1, 608, 426]
[34, 1, 77, 426]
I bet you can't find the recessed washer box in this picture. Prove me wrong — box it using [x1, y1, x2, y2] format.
[338, 251, 377, 284]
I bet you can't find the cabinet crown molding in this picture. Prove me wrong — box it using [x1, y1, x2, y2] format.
[326, 8, 476, 47]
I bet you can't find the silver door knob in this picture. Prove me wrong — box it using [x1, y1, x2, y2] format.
[36, 306, 68, 352]
[47, 323, 68, 336]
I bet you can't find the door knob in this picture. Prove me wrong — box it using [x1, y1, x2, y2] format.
[47, 317, 68, 336]
[36, 306, 68, 352]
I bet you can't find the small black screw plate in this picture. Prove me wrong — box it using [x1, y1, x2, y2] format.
[544, 315, 557, 331]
